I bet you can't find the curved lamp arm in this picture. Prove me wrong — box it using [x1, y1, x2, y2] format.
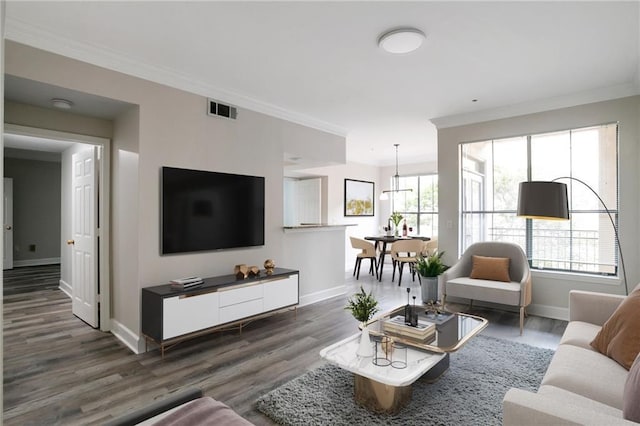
[552, 176, 628, 295]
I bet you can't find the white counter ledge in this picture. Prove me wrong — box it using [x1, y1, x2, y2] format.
[283, 224, 357, 233]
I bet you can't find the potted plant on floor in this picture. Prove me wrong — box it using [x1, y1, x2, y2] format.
[345, 286, 379, 357]
[416, 251, 448, 305]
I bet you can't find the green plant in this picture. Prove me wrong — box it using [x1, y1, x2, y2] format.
[416, 251, 448, 277]
[389, 212, 403, 227]
[345, 286, 379, 323]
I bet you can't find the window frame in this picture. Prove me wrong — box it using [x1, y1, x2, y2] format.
[459, 122, 620, 278]
[391, 173, 439, 237]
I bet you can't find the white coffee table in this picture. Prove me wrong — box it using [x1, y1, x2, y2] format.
[320, 333, 446, 386]
[320, 308, 487, 413]
[320, 333, 446, 413]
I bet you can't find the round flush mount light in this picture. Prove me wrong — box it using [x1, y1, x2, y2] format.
[378, 28, 426, 54]
[51, 98, 73, 109]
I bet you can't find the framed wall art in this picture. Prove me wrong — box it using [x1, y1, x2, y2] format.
[344, 179, 375, 217]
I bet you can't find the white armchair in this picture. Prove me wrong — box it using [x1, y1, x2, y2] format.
[442, 241, 532, 334]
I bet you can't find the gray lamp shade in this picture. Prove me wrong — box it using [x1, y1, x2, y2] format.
[517, 181, 569, 220]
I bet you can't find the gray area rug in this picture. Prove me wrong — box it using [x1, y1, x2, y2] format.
[256, 335, 554, 425]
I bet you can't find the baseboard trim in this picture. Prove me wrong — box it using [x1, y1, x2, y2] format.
[59, 279, 72, 298]
[527, 304, 569, 321]
[299, 285, 347, 307]
[111, 319, 144, 355]
[13, 257, 60, 267]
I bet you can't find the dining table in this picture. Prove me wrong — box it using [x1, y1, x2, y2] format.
[364, 235, 431, 282]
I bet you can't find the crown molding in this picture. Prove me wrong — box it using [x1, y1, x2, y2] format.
[430, 82, 640, 129]
[5, 17, 347, 137]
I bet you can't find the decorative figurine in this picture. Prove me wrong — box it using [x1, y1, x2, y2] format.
[234, 264, 248, 280]
[381, 336, 394, 356]
[248, 266, 260, 277]
[264, 259, 275, 275]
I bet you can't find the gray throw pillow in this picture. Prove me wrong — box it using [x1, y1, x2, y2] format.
[624, 353, 640, 422]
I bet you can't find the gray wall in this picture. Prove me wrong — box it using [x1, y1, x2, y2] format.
[4, 102, 114, 287]
[437, 96, 640, 319]
[5, 40, 347, 352]
[4, 154, 61, 265]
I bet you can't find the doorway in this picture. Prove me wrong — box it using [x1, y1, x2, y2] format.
[3, 124, 111, 331]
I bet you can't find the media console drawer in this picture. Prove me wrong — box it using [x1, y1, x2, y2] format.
[219, 298, 264, 323]
[263, 275, 298, 311]
[219, 283, 264, 307]
[162, 291, 220, 339]
[141, 268, 299, 357]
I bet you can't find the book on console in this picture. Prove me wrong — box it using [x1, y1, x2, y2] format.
[170, 276, 204, 289]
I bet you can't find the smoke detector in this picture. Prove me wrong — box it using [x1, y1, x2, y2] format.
[51, 98, 73, 109]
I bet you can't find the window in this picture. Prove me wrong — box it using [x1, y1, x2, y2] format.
[460, 123, 618, 276]
[392, 174, 438, 236]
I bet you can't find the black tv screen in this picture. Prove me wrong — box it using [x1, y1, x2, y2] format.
[161, 167, 265, 254]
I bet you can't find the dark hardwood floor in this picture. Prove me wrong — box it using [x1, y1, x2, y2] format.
[3, 264, 567, 425]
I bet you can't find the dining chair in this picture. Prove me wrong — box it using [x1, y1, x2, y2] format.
[422, 238, 438, 256]
[349, 237, 379, 280]
[390, 239, 424, 286]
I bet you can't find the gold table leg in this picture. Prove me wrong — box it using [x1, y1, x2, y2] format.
[354, 375, 412, 414]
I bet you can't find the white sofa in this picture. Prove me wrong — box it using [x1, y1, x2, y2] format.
[503, 289, 638, 425]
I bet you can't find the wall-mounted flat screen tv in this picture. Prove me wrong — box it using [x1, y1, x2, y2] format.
[161, 166, 265, 254]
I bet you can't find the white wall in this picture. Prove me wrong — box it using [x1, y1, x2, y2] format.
[297, 161, 381, 270]
[437, 96, 640, 319]
[111, 106, 140, 334]
[283, 227, 347, 305]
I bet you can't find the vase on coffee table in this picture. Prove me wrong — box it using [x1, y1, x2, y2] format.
[357, 322, 374, 358]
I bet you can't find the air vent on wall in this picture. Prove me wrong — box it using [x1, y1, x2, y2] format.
[208, 99, 237, 120]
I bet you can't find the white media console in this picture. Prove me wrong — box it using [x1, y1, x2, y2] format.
[141, 268, 299, 356]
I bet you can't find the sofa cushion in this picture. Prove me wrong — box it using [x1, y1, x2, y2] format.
[446, 277, 521, 306]
[150, 397, 253, 426]
[623, 353, 640, 422]
[559, 321, 601, 350]
[591, 287, 640, 370]
[538, 385, 623, 418]
[470, 255, 511, 282]
[542, 344, 627, 409]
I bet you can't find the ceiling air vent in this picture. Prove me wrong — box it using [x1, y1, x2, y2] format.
[208, 99, 237, 120]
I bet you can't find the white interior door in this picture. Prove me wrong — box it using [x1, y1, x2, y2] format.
[71, 147, 99, 327]
[4, 177, 14, 270]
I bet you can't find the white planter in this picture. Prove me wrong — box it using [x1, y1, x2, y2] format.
[357, 324, 374, 358]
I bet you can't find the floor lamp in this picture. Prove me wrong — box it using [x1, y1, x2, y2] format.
[517, 178, 628, 295]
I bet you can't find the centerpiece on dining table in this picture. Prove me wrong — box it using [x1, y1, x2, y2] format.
[389, 212, 403, 237]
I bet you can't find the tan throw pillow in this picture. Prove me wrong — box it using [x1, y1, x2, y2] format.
[623, 353, 640, 422]
[591, 287, 640, 370]
[469, 255, 511, 282]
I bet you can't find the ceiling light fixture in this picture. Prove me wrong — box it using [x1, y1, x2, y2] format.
[51, 98, 73, 109]
[378, 28, 425, 54]
[380, 144, 413, 200]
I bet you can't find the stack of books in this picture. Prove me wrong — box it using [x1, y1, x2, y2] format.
[383, 315, 436, 342]
[170, 276, 204, 290]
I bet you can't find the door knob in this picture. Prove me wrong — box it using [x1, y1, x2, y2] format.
[5, 225, 11, 230]
[67, 239, 75, 245]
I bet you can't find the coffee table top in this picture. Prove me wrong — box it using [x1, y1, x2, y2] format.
[319, 333, 446, 387]
[364, 306, 488, 353]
